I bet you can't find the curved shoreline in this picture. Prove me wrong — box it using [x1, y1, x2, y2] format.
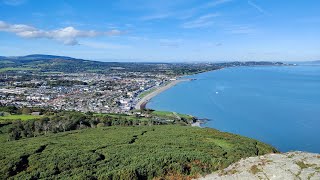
[135, 79, 190, 110]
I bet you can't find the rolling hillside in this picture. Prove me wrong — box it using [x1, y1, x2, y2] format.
[0, 125, 277, 179]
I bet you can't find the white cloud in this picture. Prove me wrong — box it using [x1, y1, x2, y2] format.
[105, 29, 123, 36]
[0, 21, 125, 45]
[248, 0, 270, 15]
[181, 13, 220, 29]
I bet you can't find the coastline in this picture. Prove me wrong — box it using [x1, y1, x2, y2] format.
[135, 79, 190, 110]
[141, 65, 320, 153]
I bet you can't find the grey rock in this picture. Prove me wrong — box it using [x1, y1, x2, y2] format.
[197, 151, 320, 180]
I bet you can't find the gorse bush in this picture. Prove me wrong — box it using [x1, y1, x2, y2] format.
[0, 125, 277, 179]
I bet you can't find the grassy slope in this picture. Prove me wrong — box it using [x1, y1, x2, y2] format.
[0, 115, 42, 121]
[0, 125, 277, 179]
[152, 111, 194, 121]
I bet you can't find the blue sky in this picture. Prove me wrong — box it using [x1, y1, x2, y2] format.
[0, 0, 319, 62]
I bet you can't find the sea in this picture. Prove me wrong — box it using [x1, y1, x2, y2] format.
[147, 65, 320, 153]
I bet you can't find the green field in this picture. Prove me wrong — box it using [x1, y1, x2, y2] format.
[151, 110, 194, 121]
[0, 125, 277, 179]
[0, 114, 42, 121]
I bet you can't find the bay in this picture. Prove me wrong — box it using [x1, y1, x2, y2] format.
[147, 65, 320, 153]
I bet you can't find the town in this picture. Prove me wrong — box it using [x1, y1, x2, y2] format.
[0, 55, 288, 114]
[0, 71, 171, 113]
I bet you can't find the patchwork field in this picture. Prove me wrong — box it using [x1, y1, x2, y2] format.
[0, 114, 42, 121]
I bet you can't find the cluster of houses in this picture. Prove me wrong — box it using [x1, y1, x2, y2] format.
[0, 72, 171, 113]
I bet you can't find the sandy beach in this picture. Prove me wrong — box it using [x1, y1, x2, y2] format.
[135, 79, 189, 110]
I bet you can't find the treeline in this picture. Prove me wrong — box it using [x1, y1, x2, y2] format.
[0, 105, 53, 115]
[6, 110, 188, 141]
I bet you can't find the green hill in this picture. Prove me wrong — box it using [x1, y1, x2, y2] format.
[0, 54, 285, 75]
[0, 125, 277, 179]
[0, 54, 221, 74]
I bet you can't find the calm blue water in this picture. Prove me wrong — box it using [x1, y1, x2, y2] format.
[148, 65, 320, 153]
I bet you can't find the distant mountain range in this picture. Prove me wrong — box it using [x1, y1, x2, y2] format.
[0, 54, 289, 74]
[0, 54, 88, 63]
[1, 54, 218, 74]
[4, 54, 77, 61]
[0, 54, 121, 73]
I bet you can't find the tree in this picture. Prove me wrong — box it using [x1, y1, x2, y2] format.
[21, 107, 32, 115]
[85, 111, 93, 116]
[0, 106, 18, 114]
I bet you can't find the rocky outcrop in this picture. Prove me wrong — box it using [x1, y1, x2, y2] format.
[197, 151, 320, 180]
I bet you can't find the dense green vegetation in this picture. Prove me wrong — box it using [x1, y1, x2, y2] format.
[0, 105, 278, 179]
[0, 125, 277, 179]
[0, 106, 193, 141]
[0, 114, 42, 121]
[0, 106, 50, 115]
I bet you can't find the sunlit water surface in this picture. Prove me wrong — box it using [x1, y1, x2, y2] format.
[148, 65, 320, 152]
